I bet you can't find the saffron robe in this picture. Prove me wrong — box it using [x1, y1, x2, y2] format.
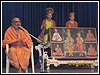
[53, 47, 63, 56]
[76, 37, 84, 55]
[87, 47, 97, 56]
[85, 32, 96, 42]
[65, 20, 78, 28]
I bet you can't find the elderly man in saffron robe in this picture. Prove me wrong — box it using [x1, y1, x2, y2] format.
[2, 17, 33, 73]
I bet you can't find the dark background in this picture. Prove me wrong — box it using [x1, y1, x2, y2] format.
[1, 2, 98, 68]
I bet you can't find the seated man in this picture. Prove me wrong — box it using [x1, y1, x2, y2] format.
[52, 44, 64, 56]
[52, 28, 62, 41]
[87, 44, 97, 56]
[85, 30, 96, 42]
[2, 17, 33, 73]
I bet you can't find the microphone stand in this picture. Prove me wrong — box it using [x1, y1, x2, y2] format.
[19, 26, 46, 72]
[29, 28, 45, 73]
[26, 32, 45, 72]
[18, 26, 42, 43]
[40, 29, 45, 73]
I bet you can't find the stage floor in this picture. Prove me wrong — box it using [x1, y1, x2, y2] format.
[2, 65, 98, 74]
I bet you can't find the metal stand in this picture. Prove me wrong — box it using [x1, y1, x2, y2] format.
[40, 29, 45, 73]
[40, 42, 44, 72]
[19, 26, 46, 73]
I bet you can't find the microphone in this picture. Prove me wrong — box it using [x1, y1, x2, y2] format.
[17, 26, 23, 29]
[18, 26, 26, 32]
[18, 26, 30, 35]
[18, 26, 43, 43]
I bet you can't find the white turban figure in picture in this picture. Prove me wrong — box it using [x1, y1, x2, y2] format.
[52, 28, 62, 41]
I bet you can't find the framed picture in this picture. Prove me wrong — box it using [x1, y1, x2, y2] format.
[49, 27, 98, 58]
